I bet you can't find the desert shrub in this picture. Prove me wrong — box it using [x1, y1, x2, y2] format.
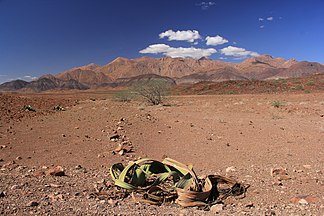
[131, 79, 171, 105]
[113, 89, 135, 102]
[272, 100, 286, 108]
[226, 90, 237, 95]
[306, 80, 315, 86]
[291, 85, 304, 90]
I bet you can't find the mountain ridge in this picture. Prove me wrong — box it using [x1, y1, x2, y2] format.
[1, 55, 324, 91]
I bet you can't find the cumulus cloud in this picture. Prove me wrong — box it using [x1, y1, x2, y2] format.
[260, 25, 265, 29]
[23, 75, 38, 81]
[220, 46, 259, 57]
[196, 1, 216, 10]
[139, 44, 217, 59]
[159, 30, 201, 43]
[267, 17, 273, 21]
[205, 35, 228, 46]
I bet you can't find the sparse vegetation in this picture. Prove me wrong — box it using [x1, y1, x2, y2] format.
[272, 100, 286, 108]
[23, 105, 36, 112]
[131, 79, 171, 105]
[113, 89, 135, 102]
[306, 80, 315, 86]
[226, 90, 237, 95]
[291, 85, 304, 90]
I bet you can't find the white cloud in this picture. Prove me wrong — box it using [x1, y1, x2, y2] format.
[267, 17, 273, 21]
[220, 46, 259, 57]
[258, 18, 264, 21]
[196, 1, 216, 10]
[205, 35, 228, 46]
[260, 25, 265, 28]
[23, 75, 37, 81]
[139, 44, 217, 59]
[159, 30, 201, 43]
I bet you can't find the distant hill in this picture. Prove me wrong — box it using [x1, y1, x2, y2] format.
[0, 75, 89, 92]
[0, 80, 29, 91]
[102, 74, 176, 87]
[1, 55, 324, 92]
[57, 55, 324, 84]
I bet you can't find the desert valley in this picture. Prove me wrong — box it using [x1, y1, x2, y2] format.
[0, 54, 324, 215]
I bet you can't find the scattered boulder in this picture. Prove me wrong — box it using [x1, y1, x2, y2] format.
[46, 166, 65, 176]
[271, 167, 291, 181]
[226, 166, 236, 173]
[290, 195, 319, 205]
[27, 201, 39, 207]
[210, 204, 224, 213]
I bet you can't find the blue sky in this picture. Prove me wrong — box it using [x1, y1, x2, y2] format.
[0, 0, 323, 83]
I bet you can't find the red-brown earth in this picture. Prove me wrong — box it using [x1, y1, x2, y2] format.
[0, 86, 323, 215]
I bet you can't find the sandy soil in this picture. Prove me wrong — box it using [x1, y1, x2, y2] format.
[0, 92, 323, 215]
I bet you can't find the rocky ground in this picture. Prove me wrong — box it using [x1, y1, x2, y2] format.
[0, 92, 323, 215]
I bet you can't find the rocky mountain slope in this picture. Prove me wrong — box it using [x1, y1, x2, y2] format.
[57, 55, 324, 84]
[0, 75, 89, 92]
[1, 55, 324, 91]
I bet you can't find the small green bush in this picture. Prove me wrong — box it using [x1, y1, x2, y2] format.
[291, 85, 304, 90]
[272, 100, 286, 108]
[131, 79, 171, 105]
[113, 89, 135, 102]
[306, 80, 315, 86]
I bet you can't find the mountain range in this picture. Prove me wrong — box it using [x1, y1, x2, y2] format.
[1, 55, 324, 92]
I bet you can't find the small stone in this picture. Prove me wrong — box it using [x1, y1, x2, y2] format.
[33, 170, 45, 177]
[75, 165, 83, 170]
[226, 166, 236, 173]
[210, 204, 224, 213]
[179, 209, 189, 216]
[271, 167, 287, 177]
[16, 156, 22, 160]
[27, 201, 39, 207]
[46, 166, 65, 176]
[298, 199, 308, 205]
[11, 185, 19, 190]
[302, 165, 312, 169]
[0, 191, 5, 198]
[290, 195, 318, 204]
[110, 134, 120, 141]
[118, 149, 124, 156]
[271, 167, 290, 181]
[49, 184, 62, 188]
[245, 202, 254, 208]
[107, 199, 117, 206]
[114, 144, 123, 153]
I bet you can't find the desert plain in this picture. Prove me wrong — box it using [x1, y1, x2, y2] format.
[0, 89, 323, 215]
